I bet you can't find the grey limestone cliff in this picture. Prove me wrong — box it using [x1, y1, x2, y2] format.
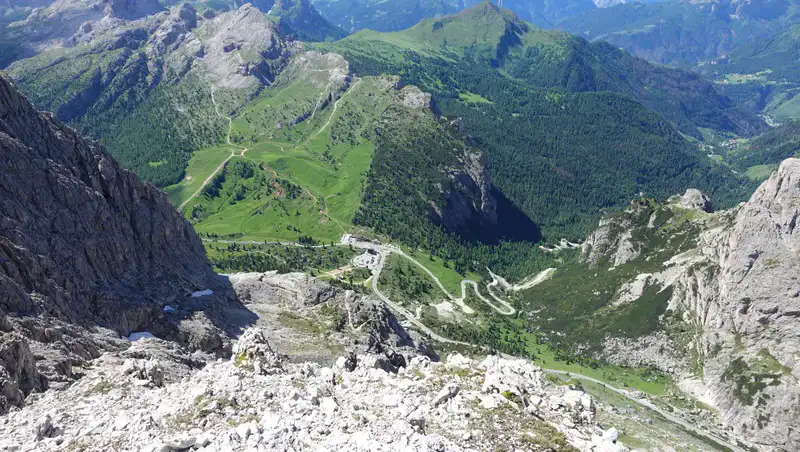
[582, 159, 800, 450]
[0, 74, 236, 414]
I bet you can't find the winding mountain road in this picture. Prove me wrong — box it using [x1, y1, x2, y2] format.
[365, 245, 744, 452]
[383, 246, 516, 315]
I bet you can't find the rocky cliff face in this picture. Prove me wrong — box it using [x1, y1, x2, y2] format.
[11, 2, 290, 118]
[7, 2, 292, 186]
[439, 148, 499, 236]
[0, 75, 236, 414]
[680, 158, 800, 449]
[581, 159, 800, 450]
[5, 0, 164, 58]
[226, 271, 436, 364]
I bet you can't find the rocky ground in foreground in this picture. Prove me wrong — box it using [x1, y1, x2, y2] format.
[0, 329, 626, 452]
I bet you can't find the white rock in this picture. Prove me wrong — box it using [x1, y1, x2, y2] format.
[407, 409, 426, 431]
[320, 397, 338, 416]
[479, 394, 500, 410]
[602, 427, 619, 442]
[235, 422, 254, 440]
[195, 434, 212, 448]
[563, 390, 585, 410]
[408, 355, 431, 370]
[445, 353, 472, 370]
[0, 340, 615, 452]
[113, 413, 130, 431]
[581, 393, 594, 411]
[164, 435, 196, 450]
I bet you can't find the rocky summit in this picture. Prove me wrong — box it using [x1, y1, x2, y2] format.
[0, 329, 626, 452]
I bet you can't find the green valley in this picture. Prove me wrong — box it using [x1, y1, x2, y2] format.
[3, 2, 800, 451]
[317, 1, 760, 239]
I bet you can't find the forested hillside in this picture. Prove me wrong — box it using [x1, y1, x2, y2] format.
[309, 0, 597, 32]
[267, 0, 346, 42]
[343, 1, 764, 139]
[172, 50, 554, 279]
[318, 1, 758, 239]
[697, 24, 800, 120]
[3, 0, 769, 272]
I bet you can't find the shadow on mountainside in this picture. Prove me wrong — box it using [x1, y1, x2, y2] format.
[462, 187, 541, 245]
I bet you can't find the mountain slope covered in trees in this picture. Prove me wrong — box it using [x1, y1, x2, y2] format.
[317, 1, 759, 239]
[6, 3, 290, 186]
[4, 1, 770, 271]
[339, 1, 765, 138]
[310, 0, 598, 32]
[696, 24, 800, 120]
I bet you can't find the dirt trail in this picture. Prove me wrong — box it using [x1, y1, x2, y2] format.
[299, 77, 361, 148]
[178, 86, 252, 211]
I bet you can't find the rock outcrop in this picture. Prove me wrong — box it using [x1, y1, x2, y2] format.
[581, 199, 654, 267]
[227, 271, 435, 364]
[441, 149, 499, 235]
[103, 0, 163, 20]
[6, 0, 163, 58]
[0, 332, 627, 451]
[200, 3, 289, 88]
[9, 2, 291, 117]
[583, 159, 800, 450]
[0, 74, 237, 414]
[674, 188, 713, 212]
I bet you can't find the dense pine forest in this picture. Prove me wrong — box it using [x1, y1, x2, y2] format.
[321, 44, 756, 240]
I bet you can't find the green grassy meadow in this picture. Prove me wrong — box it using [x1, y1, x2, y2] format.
[165, 145, 237, 207]
[167, 71, 413, 244]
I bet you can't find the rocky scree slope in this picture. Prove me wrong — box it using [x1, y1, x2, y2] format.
[581, 159, 800, 450]
[0, 74, 238, 415]
[0, 328, 628, 452]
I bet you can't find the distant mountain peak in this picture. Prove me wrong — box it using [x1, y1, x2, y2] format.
[456, 0, 520, 22]
[265, 0, 346, 41]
